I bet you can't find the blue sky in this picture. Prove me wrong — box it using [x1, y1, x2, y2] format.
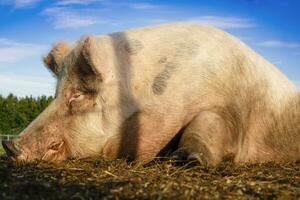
[0, 0, 299, 96]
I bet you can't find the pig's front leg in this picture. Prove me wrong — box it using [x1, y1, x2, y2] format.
[171, 111, 234, 166]
[102, 110, 183, 163]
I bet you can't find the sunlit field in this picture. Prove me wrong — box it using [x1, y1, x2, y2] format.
[0, 157, 299, 199]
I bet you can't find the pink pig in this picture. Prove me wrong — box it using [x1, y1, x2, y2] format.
[3, 23, 299, 165]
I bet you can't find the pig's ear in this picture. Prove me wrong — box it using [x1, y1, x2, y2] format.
[78, 36, 102, 78]
[43, 42, 71, 76]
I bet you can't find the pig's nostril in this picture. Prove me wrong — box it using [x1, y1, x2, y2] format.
[2, 140, 21, 158]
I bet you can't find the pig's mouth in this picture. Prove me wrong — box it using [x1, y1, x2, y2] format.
[2, 140, 34, 162]
[2, 139, 69, 162]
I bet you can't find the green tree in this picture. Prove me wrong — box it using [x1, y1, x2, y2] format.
[0, 94, 53, 135]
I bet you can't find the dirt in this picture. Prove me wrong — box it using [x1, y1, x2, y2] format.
[0, 156, 299, 200]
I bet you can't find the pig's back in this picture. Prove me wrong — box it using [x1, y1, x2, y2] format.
[102, 22, 298, 114]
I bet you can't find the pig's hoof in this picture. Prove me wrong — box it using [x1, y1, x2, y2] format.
[170, 149, 206, 164]
[170, 149, 189, 161]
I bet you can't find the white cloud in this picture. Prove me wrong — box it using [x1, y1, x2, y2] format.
[42, 7, 108, 29]
[15, 0, 40, 7]
[129, 3, 160, 10]
[258, 40, 300, 48]
[0, 38, 48, 63]
[0, 73, 56, 97]
[0, 0, 40, 8]
[0, 38, 19, 46]
[55, 0, 101, 6]
[192, 16, 256, 29]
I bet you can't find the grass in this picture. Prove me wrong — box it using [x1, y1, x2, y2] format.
[0, 145, 4, 155]
[0, 157, 299, 199]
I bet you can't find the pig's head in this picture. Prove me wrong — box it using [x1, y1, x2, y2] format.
[2, 36, 116, 162]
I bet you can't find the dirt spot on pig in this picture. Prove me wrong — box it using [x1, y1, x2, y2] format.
[152, 61, 178, 95]
[152, 41, 199, 95]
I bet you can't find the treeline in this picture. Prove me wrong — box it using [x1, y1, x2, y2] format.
[0, 94, 53, 135]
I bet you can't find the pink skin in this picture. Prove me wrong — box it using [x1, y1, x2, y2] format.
[15, 140, 66, 162]
[10, 91, 88, 162]
[2, 37, 104, 162]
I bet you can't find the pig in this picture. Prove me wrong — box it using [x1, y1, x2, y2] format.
[2, 22, 300, 165]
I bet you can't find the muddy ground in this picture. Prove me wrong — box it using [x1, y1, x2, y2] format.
[0, 156, 299, 200]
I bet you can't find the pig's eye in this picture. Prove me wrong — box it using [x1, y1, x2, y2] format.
[49, 141, 64, 151]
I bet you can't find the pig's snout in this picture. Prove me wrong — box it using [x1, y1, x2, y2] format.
[2, 140, 21, 158]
